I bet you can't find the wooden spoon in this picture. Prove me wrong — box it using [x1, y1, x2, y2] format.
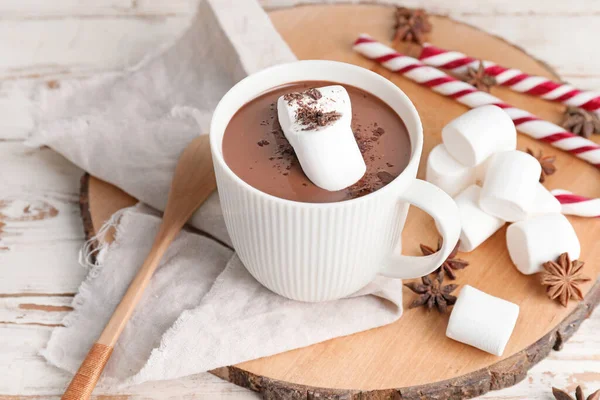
[62, 135, 216, 400]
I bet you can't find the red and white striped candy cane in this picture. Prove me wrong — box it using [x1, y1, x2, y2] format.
[353, 34, 600, 169]
[419, 43, 600, 116]
[551, 189, 600, 218]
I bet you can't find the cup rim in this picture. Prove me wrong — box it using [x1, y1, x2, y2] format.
[210, 60, 423, 207]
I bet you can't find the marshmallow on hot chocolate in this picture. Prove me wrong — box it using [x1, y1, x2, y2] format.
[277, 85, 366, 191]
[426, 144, 476, 197]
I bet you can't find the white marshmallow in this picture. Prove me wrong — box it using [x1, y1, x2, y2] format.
[277, 85, 366, 191]
[446, 285, 519, 356]
[442, 105, 517, 167]
[527, 183, 562, 217]
[453, 185, 505, 252]
[426, 144, 476, 197]
[506, 213, 580, 275]
[479, 151, 542, 222]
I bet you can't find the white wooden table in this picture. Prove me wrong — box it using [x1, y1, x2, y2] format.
[1, 1, 599, 399]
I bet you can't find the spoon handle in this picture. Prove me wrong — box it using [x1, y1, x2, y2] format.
[61, 343, 113, 400]
[62, 229, 176, 400]
[62, 136, 215, 399]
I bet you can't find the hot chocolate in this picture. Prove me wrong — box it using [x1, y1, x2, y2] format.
[222, 81, 411, 203]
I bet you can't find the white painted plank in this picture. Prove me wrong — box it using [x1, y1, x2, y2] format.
[0, 142, 80, 199]
[0, 17, 191, 79]
[0, 81, 37, 140]
[0, 324, 259, 398]
[108, 374, 261, 400]
[0, 210, 84, 295]
[0, 0, 597, 17]
[0, 0, 194, 18]
[0, 143, 86, 294]
[0, 325, 73, 395]
[0, 296, 72, 325]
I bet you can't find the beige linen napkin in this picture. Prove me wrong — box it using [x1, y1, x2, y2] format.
[42, 205, 403, 385]
[30, 0, 405, 385]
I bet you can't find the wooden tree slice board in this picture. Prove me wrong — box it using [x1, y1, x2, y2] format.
[80, 5, 600, 399]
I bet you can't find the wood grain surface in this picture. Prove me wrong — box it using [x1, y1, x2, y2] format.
[1, 1, 599, 399]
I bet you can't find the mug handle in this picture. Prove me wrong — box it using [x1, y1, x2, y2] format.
[379, 179, 461, 279]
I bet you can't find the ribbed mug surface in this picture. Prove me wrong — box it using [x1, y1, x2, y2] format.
[215, 161, 414, 301]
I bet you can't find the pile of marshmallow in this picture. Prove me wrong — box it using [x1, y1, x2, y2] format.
[427, 104, 580, 271]
[426, 105, 581, 356]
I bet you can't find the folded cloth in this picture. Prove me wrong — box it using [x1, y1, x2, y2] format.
[27, 0, 296, 243]
[43, 205, 403, 385]
[30, 0, 406, 385]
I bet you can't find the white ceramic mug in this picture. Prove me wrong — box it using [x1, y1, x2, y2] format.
[210, 60, 461, 302]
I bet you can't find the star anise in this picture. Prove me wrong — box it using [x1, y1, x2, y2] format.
[463, 61, 497, 92]
[541, 252, 591, 308]
[562, 106, 600, 138]
[526, 148, 557, 183]
[404, 273, 458, 313]
[393, 7, 432, 45]
[552, 385, 600, 400]
[420, 238, 469, 280]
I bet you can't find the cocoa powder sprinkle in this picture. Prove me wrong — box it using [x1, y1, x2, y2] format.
[295, 105, 341, 130]
[283, 92, 303, 104]
[282, 87, 342, 129]
[257, 139, 270, 147]
[373, 127, 385, 136]
[305, 88, 322, 100]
